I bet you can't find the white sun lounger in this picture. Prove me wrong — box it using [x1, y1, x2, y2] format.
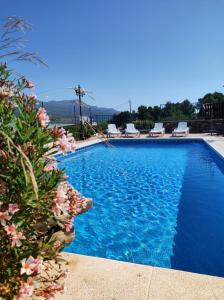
[125, 123, 140, 137]
[107, 124, 121, 137]
[172, 122, 189, 136]
[149, 122, 165, 136]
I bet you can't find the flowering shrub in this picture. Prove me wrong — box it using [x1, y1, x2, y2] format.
[0, 64, 92, 299]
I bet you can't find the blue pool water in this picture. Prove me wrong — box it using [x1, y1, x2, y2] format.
[59, 140, 224, 277]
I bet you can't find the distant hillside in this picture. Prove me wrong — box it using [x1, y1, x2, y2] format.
[39, 100, 118, 123]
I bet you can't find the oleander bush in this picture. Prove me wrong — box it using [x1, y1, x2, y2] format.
[0, 63, 92, 299]
[64, 124, 95, 140]
[96, 121, 109, 132]
[133, 120, 154, 130]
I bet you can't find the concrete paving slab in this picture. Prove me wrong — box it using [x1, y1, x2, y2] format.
[55, 254, 224, 300]
[55, 253, 153, 300]
[148, 267, 224, 300]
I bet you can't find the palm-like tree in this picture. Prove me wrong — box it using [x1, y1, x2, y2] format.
[0, 16, 46, 66]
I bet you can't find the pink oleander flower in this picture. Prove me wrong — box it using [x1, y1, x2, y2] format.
[68, 187, 89, 215]
[55, 134, 76, 154]
[20, 256, 35, 275]
[4, 224, 17, 235]
[0, 87, 14, 97]
[36, 283, 64, 299]
[69, 137, 76, 151]
[53, 240, 62, 249]
[8, 203, 20, 214]
[44, 160, 57, 172]
[75, 206, 83, 214]
[29, 93, 37, 99]
[20, 256, 43, 275]
[52, 183, 70, 216]
[36, 107, 50, 128]
[55, 135, 70, 153]
[11, 231, 25, 247]
[58, 127, 66, 136]
[64, 219, 74, 232]
[5, 223, 26, 247]
[0, 210, 11, 226]
[68, 134, 76, 151]
[26, 81, 34, 89]
[17, 279, 34, 299]
[51, 126, 66, 138]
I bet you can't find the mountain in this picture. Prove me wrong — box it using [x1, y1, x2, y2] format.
[39, 100, 118, 123]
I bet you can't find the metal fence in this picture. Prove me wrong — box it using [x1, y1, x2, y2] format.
[91, 114, 114, 123]
[200, 102, 224, 119]
[72, 114, 114, 124]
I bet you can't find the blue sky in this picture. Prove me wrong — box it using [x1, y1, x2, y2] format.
[1, 0, 224, 111]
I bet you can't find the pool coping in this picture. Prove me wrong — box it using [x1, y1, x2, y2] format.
[73, 135, 224, 160]
[58, 135, 224, 299]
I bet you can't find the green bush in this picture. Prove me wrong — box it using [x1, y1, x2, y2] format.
[96, 121, 109, 132]
[133, 120, 154, 130]
[64, 124, 95, 140]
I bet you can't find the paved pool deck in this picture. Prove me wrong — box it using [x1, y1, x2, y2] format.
[56, 253, 224, 300]
[59, 134, 224, 300]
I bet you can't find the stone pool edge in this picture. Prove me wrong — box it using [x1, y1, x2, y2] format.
[74, 135, 224, 160]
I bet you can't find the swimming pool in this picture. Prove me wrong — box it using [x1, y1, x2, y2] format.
[59, 139, 224, 277]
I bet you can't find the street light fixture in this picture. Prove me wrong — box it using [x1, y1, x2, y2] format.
[74, 85, 86, 140]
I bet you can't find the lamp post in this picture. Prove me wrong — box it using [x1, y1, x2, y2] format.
[74, 85, 86, 140]
[73, 102, 76, 124]
[128, 99, 132, 113]
[89, 106, 92, 123]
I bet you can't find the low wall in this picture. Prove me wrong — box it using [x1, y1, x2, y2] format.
[163, 119, 224, 134]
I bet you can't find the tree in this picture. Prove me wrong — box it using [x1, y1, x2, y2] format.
[148, 106, 161, 121]
[112, 111, 132, 126]
[0, 16, 46, 65]
[161, 101, 177, 119]
[159, 100, 194, 120]
[179, 99, 194, 116]
[137, 105, 151, 120]
[197, 92, 224, 106]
